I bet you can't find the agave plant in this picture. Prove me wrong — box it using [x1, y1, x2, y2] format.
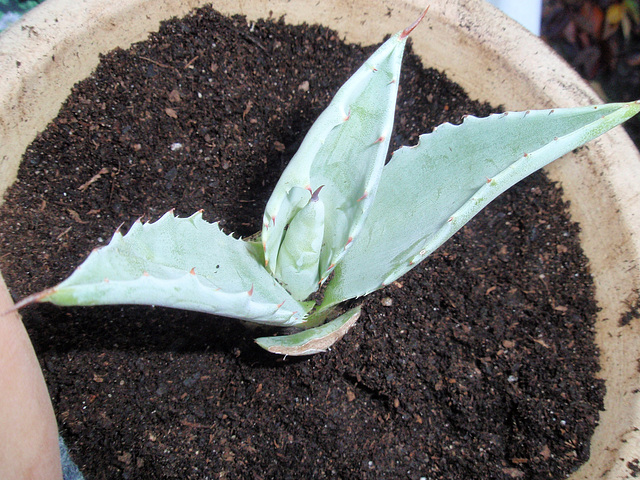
[14, 10, 640, 355]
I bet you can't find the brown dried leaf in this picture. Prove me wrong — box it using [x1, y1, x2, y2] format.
[168, 89, 181, 103]
[533, 338, 550, 349]
[243, 100, 253, 120]
[346, 388, 356, 402]
[78, 167, 109, 191]
[539, 445, 551, 460]
[502, 467, 525, 478]
[67, 208, 88, 224]
[298, 80, 310, 92]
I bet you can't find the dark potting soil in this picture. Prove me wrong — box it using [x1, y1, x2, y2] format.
[0, 7, 604, 480]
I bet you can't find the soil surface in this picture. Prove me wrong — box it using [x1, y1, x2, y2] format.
[0, 7, 605, 480]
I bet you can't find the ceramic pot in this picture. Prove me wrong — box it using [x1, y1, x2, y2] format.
[1, 0, 639, 478]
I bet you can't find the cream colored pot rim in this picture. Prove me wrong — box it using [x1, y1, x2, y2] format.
[1, 1, 639, 478]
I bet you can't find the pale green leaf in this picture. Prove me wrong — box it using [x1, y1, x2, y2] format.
[274, 188, 325, 300]
[323, 101, 640, 307]
[255, 306, 361, 355]
[29, 211, 307, 326]
[262, 28, 411, 294]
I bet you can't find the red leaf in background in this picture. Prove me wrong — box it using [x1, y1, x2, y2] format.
[577, 1, 605, 39]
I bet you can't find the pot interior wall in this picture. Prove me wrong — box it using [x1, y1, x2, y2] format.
[1, 0, 639, 478]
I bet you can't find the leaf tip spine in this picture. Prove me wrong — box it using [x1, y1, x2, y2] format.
[247, 285, 254, 297]
[311, 185, 324, 202]
[9, 287, 59, 312]
[400, 5, 429, 39]
[357, 190, 369, 202]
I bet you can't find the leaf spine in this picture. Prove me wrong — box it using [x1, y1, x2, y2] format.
[400, 6, 429, 39]
[310, 185, 324, 202]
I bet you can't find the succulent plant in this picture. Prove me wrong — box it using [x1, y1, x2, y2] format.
[14, 10, 640, 355]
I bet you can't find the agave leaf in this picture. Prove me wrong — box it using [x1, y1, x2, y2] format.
[255, 306, 361, 355]
[274, 187, 326, 300]
[322, 101, 640, 307]
[261, 17, 424, 298]
[21, 211, 307, 326]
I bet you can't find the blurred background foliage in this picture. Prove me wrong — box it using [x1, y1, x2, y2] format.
[543, 0, 640, 146]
